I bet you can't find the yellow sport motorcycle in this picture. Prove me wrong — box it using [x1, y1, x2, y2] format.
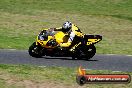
[28, 29, 102, 60]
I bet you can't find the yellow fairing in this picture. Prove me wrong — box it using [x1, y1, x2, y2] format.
[36, 36, 53, 48]
[36, 31, 67, 48]
[87, 39, 101, 45]
[60, 42, 71, 47]
[54, 32, 66, 44]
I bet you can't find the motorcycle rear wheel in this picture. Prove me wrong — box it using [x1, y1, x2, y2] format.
[84, 45, 96, 60]
[75, 45, 96, 60]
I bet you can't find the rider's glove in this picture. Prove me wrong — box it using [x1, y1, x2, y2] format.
[49, 28, 55, 32]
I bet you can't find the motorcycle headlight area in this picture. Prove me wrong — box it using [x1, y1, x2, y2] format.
[38, 35, 45, 40]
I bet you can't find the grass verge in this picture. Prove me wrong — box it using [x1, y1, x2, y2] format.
[0, 11, 132, 55]
[0, 64, 131, 88]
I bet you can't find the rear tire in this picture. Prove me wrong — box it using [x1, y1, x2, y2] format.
[28, 42, 43, 58]
[75, 45, 96, 60]
[85, 45, 96, 60]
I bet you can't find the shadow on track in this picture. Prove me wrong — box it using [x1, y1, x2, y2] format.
[42, 56, 98, 61]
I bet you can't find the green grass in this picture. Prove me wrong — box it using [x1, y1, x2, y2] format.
[0, 0, 132, 55]
[0, 64, 131, 88]
[0, 0, 132, 17]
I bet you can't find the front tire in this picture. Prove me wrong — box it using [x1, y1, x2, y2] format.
[28, 42, 43, 58]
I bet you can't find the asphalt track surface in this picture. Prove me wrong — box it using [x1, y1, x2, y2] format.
[0, 49, 132, 72]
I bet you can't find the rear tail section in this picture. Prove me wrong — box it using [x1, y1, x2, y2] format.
[84, 35, 102, 45]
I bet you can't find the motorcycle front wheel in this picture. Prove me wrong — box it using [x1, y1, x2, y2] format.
[28, 42, 43, 58]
